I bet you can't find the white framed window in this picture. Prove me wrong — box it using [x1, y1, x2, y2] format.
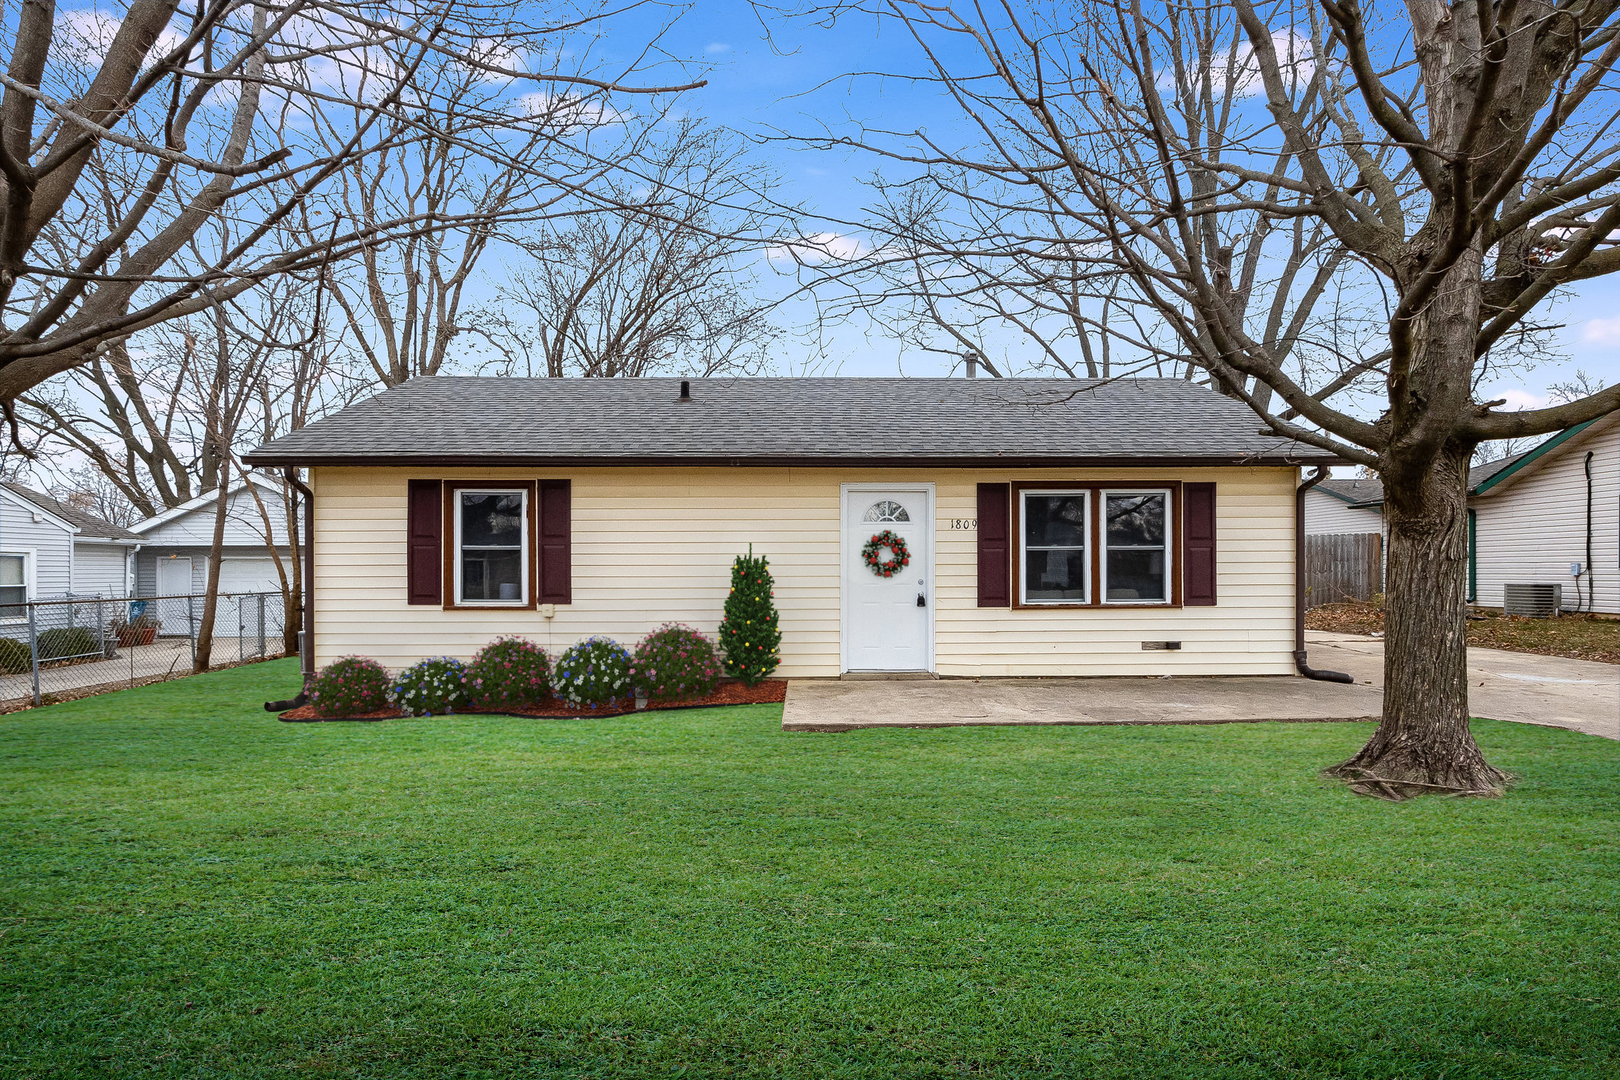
[1101, 490, 1171, 603]
[0, 551, 30, 622]
[454, 489, 528, 605]
[1020, 489, 1090, 604]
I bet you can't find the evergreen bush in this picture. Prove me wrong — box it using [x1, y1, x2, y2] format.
[718, 549, 781, 685]
[467, 636, 552, 710]
[0, 637, 29, 674]
[391, 657, 470, 716]
[37, 626, 97, 660]
[554, 637, 633, 709]
[309, 656, 392, 717]
[631, 623, 720, 702]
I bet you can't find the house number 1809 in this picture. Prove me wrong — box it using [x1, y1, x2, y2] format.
[949, 518, 977, 530]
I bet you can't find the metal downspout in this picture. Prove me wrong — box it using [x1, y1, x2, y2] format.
[1296, 466, 1355, 683]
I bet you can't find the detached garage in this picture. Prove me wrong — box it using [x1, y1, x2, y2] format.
[130, 481, 296, 602]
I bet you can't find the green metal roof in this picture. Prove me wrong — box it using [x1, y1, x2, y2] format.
[1470, 418, 1602, 497]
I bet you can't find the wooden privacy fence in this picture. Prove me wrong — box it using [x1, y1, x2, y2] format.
[1306, 532, 1384, 607]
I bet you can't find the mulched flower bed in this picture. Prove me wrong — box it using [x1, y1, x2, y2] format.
[279, 678, 787, 723]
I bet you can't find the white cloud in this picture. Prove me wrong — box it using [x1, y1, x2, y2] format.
[1495, 388, 1548, 411]
[1581, 317, 1620, 345]
[705, 43, 731, 55]
[766, 231, 870, 264]
[60, 7, 185, 56]
[516, 91, 626, 128]
[1224, 28, 1315, 97]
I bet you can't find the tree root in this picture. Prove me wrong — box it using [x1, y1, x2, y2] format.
[1325, 761, 1514, 802]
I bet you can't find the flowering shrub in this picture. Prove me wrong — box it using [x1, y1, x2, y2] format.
[554, 636, 632, 709]
[309, 656, 392, 717]
[631, 623, 721, 702]
[467, 636, 552, 710]
[391, 657, 470, 716]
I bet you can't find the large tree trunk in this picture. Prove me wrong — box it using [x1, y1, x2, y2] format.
[1328, 445, 1512, 799]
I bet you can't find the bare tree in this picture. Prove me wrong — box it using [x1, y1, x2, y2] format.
[15, 256, 330, 517]
[0, 0, 702, 423]
[478, 119, 781, 377]
[316, 26, 665, 388]
[792, 0, 1620, 797]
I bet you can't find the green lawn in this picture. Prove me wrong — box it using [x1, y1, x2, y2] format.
[2, 659, 1618, 1079]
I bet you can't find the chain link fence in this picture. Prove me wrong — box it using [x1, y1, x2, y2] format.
[0, 592, 287, 708]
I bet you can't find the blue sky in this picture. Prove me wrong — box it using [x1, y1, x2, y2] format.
[617, 0, 1620, 409]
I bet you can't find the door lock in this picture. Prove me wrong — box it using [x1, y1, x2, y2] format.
[917, 593, 927, 607]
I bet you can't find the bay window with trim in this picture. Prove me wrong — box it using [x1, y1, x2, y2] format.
[453, 488, 529, 606]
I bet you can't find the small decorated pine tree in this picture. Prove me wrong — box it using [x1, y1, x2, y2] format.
[719, 546, 782, 685]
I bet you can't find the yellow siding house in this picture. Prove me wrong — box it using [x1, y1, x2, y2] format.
[245, 377, 1339, 679]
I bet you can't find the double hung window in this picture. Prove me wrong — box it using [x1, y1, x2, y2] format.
[1021, 491, 1090, 603]
[1017, 487, 1174, 606]
[0, 554, 25, 620]
[1102, 491, 1170, 602]
[456, 490, 528, 605]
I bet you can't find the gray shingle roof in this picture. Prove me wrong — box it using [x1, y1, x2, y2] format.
[245, 377, 1340, 467]
[1, 482, 140, 539]
[1469, 449, 1531, 491]
[1316, 477, 1384, 506]
[1309, 448, 1539, 510]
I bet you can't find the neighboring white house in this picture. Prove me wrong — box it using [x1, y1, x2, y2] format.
[0, 482, 142, 607]
[1469, 412, 1618, 615]
[129, 479, 296, 601]
[1304, 478, 1385, 536]
[1301, 415, 1618, 613]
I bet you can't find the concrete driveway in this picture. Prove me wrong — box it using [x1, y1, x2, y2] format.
[1306, 632, 1619, 740]
[783, 631, 1620, 740]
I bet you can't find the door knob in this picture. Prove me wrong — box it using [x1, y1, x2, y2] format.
[917, 593, 927, 607]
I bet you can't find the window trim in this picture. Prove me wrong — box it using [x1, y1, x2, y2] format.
[0, 549, 34, 624]
[1099, 487, 1174, 606]
[1017, 488, 1092, 606]
[443, 482, 537, 610]
[1009, 481, 1183, 610]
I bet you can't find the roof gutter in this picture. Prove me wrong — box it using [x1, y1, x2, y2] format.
[241, 451, 1341, 470]
[1295, 466, 1355, 683]
[264, 467, 315, 711]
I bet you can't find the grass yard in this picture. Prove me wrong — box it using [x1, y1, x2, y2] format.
[3, 659, 1619, 1079]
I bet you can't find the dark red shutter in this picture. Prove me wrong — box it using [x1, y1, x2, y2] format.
[538, 480, 571, 604]
[1183, 482, 1217, 606]
[977, 483, 1011, 607]
[406, 479, 442, 605]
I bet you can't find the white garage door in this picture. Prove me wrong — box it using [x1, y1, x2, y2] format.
[217, 558, 281, 595]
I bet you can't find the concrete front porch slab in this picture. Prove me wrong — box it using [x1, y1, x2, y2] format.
[782, 674, 1382, 732]
[783, 631, 1619, 739]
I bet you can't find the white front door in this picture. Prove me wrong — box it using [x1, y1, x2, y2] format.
[843, 486, 932, 672]
[155, 557, 192, 635]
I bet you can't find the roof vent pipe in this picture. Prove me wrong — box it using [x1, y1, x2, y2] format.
[678, 379, 691, 401]
[965, 353, 978, 378]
